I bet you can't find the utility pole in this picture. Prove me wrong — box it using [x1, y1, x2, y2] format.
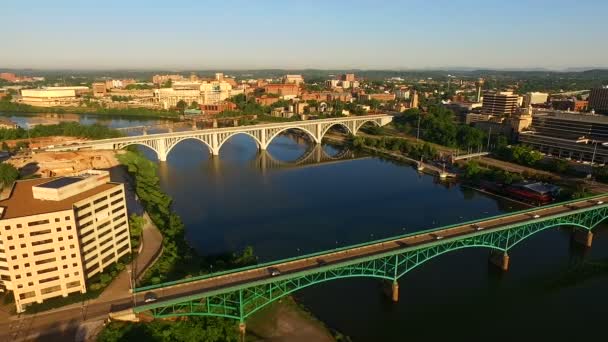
[486, 126, 492, 151]
[416, 112, 421, 141]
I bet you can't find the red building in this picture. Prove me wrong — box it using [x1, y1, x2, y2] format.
[200, 101, 237, 115]
[0, 73, 17, 82]
[255, 95, 281, 106]
[264, 83, 299, 96]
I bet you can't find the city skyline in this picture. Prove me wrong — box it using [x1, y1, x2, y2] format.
[3, 0, 608, 70]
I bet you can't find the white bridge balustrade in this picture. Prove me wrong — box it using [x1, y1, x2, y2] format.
[46, 115, 393, 161]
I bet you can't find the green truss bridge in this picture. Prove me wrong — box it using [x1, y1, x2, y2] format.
[127, 194, 608, 336]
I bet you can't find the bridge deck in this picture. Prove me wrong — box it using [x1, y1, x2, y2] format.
[132, 194, 608, 310]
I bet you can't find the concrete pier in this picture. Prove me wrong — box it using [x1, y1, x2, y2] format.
[239, 322, 246, 342]
[574, 230, 593, 248]
[391, 281, 399, 302]
[489, 251, 510, 271]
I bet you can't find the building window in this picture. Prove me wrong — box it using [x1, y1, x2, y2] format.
[56, 228, 62, 232]
[16, 224, 21, 228]
[61, 256, 67, 260]
[65, 216, 70, 221]
[4, 226, 9, 230]
[18, 234, 24, 238]
[55, 218, 60, 222]
[27, 219, 50, 227]
[31, 239, 53, 247]
[39, 276, 60, 284]
[33, 248, 54, 256]
[22, 253, 28, 258]
[7, 236, 12, 240]
[24, 263, 29, 267]
[35, 257, 56, 265]
[67, 226, 72, 230]
[58, 237, 63, 241]
[10, 255, 16, 260]
[13, 265, 18, 270]
[60, 247, 65, 251]
[110, 189, 123, 197]
[93, 196, 107, 204]
[37, 267, 58, 275]
[30, 229, 52, 237]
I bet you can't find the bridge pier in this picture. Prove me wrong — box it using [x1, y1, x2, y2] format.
[239, 322, 246, 342]
[573, 230, 593, 248]
[391, 280, 399, 302]
[489, 251, 509, 271]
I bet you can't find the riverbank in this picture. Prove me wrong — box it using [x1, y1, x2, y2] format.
[0, 101, 179, 119]
[247, 296, 340, 342]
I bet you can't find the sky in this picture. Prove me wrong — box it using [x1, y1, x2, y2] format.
[2, 0, 607, 70]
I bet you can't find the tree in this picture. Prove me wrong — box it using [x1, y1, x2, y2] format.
[0, 163, 19, 189]
[189, 101, 199, 109]
[1, 142, 8, 151]
[176, 100, 188, 115]
[161, 79, 172, 88]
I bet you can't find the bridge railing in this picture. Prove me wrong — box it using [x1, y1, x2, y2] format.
[133, 193, 606, 294]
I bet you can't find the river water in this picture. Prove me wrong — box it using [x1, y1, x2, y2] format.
[3, 113, 608, 341]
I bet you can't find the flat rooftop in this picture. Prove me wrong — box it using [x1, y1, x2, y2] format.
[0, 178, 119, 219]
[36, 177, 84, 189]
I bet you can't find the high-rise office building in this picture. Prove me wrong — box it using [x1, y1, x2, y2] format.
[589, 87, 608, 114]
[0, 170, 131, 313]
[481, 91, 518, 116]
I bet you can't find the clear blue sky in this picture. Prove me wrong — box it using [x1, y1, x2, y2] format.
[2, 0, 607, 70]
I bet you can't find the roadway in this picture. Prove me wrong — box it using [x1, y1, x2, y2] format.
[133, 194, 608, 311]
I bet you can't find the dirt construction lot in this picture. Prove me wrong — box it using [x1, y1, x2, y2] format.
[7, 150, 123, 178]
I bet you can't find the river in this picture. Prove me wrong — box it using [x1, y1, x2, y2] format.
[3, 112, 608, 341]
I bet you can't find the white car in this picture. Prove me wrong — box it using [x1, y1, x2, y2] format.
[472, 224, 483, 231]
[144, 292, 158, 303]
[532, 214, 540, 219]
[268, 267, 281, 276]
[596, 200, 604, 205]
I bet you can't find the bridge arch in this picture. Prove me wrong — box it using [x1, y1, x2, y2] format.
[265, 126, 319, 149]
[217, 132, 264, 154]
[505, 221, 596, 251]
[118, 142, 161, 160]
[150, 273, 394, 321]
[319, 122, 354, 141]
[354, 119, 381, 135]
[164, 137, 213, 159]
[396, 244, 505, 279]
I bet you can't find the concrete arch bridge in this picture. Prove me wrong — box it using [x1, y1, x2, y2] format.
[46, 115, 392, 161]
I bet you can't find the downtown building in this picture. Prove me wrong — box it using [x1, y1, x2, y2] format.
[0, 170, 131, 313]
[589, 86, 608, 114]
[518, 110, 608, 164]
[481, 91, 519, 116]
